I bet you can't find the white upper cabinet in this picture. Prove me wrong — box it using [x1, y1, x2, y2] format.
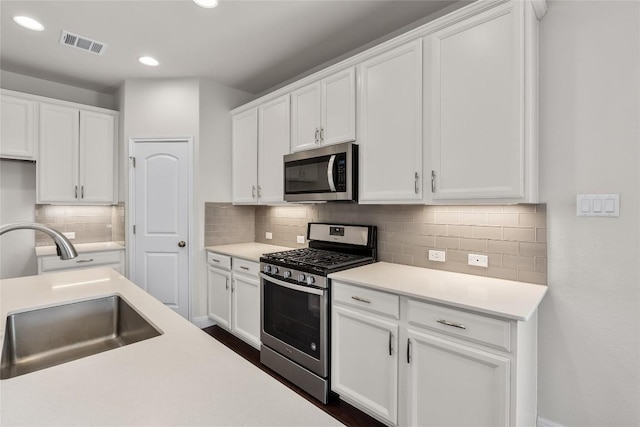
[425, 1, 538, 202]
[358, 40, 423, 203]
[291, 67, 356, 152]
[232, 108, 259, 203]
[0, 92, 37, 161]
[38, 103, 117, 204]
[232, 96, 289, 205]
[258, 95, 290, 203]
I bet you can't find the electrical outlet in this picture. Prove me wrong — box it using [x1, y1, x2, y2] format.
[468, 254, 488, 267]
[297, 235, 305, 244]
[62, 232, 75, 240]
[265, 232, 273, 240]
[428, 250, 446, 262]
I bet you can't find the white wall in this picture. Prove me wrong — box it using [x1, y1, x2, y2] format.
[1, 70, 116, 109]
[121, 78, 250, 325]
[538, 1, 640, 426]
[0, 160, 37, 279]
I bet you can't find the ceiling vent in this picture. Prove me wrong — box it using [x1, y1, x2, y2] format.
[60, 30, 107, 56]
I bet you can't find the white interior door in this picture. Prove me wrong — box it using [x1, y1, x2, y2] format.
[132, 139, 190, 319]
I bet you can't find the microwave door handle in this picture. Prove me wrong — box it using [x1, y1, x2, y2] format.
[327, 155, 337, 192]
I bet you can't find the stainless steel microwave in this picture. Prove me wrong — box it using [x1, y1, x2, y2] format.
[283, 142, 358, 202]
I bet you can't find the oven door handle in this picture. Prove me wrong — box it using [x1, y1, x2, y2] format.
[260, 273, 325, 296]
[327, 154, 336, 192]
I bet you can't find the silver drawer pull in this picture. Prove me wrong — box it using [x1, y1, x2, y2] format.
[76, 258, 94, 263]
[436, 319, 466, 330]
[211, 258, 220, 263]
[240, 266, 249, 270]
[351, 296, 371, 304]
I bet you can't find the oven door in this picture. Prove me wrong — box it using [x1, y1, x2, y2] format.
[260, 273, 328, 378]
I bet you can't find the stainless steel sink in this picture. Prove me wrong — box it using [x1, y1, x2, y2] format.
[1, 295, 162, 379]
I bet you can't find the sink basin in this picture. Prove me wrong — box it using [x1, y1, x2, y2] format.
[1, 295, 162, 379]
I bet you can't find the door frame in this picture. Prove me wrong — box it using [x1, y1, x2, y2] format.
[127, 137, 194, 321]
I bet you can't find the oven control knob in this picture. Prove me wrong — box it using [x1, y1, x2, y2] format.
[306, 276, 315, 285]
[283, 271, 291, 279]
[272, 267, 279, 274]
[263, 265, 272, 274]
[297, 274, 306, 283]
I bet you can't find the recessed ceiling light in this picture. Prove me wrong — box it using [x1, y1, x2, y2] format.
[138, 56, 159, 67]
[12, 16, 44, 31]
[193, 0, 219, 8]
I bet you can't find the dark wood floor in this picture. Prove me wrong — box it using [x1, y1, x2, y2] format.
[202, 325, 386, 427]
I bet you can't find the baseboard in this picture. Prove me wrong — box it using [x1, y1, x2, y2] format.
[538, 416, 567, 427]
[192, 316, 214, 328]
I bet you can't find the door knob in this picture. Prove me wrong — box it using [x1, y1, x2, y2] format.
[178, 241, 186, 248]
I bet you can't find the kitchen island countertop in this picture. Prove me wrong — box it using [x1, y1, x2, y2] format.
[0, 268, 342, 426]
[205, 242, 293, 262]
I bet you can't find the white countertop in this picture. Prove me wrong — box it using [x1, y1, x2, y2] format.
[35, 241, 125, 257]
[328, 262, 547, 321]
[205, 242, 293, 262]
[0, 268, 341, 426]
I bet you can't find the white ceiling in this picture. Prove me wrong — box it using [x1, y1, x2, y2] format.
[0, 0, 462, 95]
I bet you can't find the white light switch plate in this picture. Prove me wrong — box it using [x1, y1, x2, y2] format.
[576, 194, 620, 217]
[265, 232, 273, 240]
[63, 232, 75, 240]
[297, 235, 305, 244]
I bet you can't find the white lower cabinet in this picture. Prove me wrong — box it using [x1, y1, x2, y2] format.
[404, 329, 509, 427]
[331, 280, 537, 426]
[331, 305, 399, 425]
[206, 252, 261, 349]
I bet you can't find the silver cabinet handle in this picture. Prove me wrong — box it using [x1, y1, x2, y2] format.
[211, 258, 220, 263]
[257, 185, 262, 197]
[320, 127, 324, 142]
[436, 319, 466, 330]
[81, 185, 84, 199]
[76, 258, 94, 263]
[75, 185, 78, 198]
[351, 296, 371, 304]
[231, 279, 235, 293]
[414, 172, 419, 194]
[240, 266, 249, 271]
[315, 128, 320, 143]
[225, 277, 229, 290]
[431, 170, 436, 193]
[251, 185, 256, 198]
[388, 331, 393, 356]
[407, 338, 412, 364]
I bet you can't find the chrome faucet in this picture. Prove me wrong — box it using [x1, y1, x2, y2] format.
[0, 222, 78, 260]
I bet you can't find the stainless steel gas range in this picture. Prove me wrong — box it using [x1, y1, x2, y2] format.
[259, 222, 377, 403]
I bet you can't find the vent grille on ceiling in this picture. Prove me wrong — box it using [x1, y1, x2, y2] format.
[60, 30, 107, 55]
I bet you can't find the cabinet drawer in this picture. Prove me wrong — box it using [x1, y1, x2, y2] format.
[41, 250, 122, 272]
[407, 299, 511, 352]
[333, 281, 399, 319]
[233, 259, 259, 277]
[207, 252, 231, 270]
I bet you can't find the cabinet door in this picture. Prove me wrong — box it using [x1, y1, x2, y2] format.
[232, 108, 258, 203]
[79, 111, 116, 203]
[291, 82, 321, 152]
[207, 266, 232, 329]
[1, 94, 37, 160]
[231, 273, 260, 348]
[321, 67, 356, 146]
[406, 328, 509, 427]
[258, 95, 290, 203]
[358, 40, 423, 203]
[428, 2, 525, 200]
[332, 305, 398, 425]
[38, 103, 79, 203]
